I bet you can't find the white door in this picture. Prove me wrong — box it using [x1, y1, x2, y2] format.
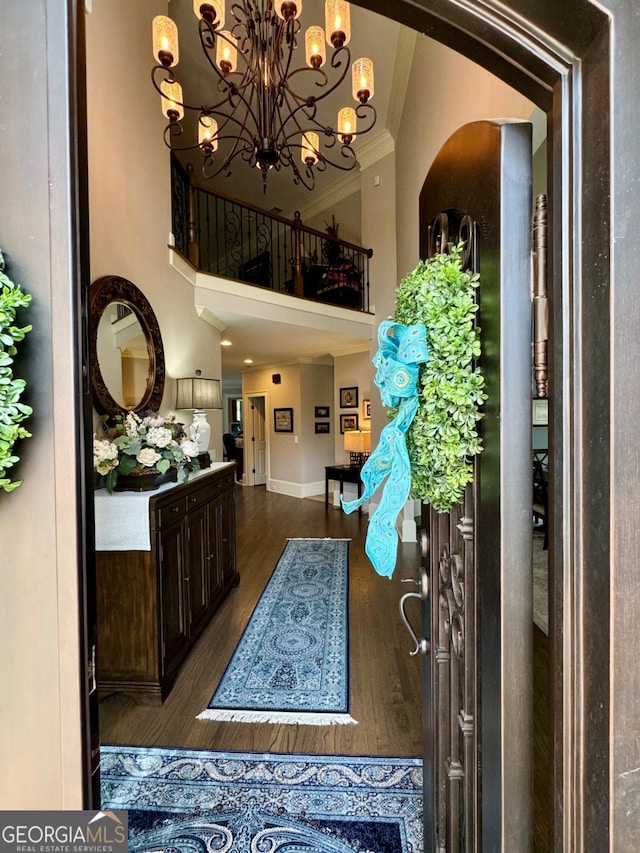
[249, 395, 267, 486]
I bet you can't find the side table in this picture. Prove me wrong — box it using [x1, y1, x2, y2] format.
[325, 464, 363, 513]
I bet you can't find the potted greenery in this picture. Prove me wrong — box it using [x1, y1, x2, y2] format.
[0, 250, 32, 493]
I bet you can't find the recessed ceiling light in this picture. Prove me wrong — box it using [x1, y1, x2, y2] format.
[243, 358, 254, 364]
[220, 339, 232, 346]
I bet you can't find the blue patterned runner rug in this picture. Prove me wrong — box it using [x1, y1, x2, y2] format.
[198, 537, 355, 725]
[101, 746, 423, 853]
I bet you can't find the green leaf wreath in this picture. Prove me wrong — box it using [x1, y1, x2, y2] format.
[394, 245, 486, 513]
[0, 250, 32, 492]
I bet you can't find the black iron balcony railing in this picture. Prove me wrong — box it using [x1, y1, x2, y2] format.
[171, 156, 372, 313]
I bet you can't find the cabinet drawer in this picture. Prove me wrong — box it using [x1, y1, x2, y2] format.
[158, 495, 188, 527]
[187, 474, 233, 509]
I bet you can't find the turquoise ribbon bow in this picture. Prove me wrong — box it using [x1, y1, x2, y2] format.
[342, 320, 429, 577]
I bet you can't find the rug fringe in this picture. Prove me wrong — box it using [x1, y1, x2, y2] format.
[196, 709, 358, 725]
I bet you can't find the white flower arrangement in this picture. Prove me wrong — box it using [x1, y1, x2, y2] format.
[94, 410, 200, 493]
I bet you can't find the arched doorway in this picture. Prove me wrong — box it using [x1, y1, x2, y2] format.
[7, 1, 639, 848]
[84, 1, 608, 844]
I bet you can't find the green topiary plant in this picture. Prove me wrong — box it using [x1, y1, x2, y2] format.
[0, 250, 32, 492]
[393, 244, 486, 513]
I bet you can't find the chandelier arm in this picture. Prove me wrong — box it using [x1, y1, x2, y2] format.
[202, 107, 257, 144]
[279, 98, 326, 140]
[161, 122, 206, 153]
[151, 65, 201, 114]
[284, 66, 330, 97]
[151, 64, 172, 99]
[202, 139, 254, 180]
[272, 87, 320, 153]
[283, 138, 358, 174]
[230, 1, 251, 25]
[353, 103, 378, 137]
[279, 148, 319, 191]
[276, 17, 298, 92]
[196, 21, 262, 136]
[303, 46, 351, 104]
[197, 20, 234, 83]
[266, 18, 301, 134]
[291, 161, 316, 191]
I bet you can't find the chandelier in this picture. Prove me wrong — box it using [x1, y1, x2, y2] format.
[151, 0, 376, 190]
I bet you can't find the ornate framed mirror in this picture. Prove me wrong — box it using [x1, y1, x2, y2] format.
[89, 275, 165, 420]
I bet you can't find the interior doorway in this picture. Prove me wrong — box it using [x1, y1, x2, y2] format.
[245, 394, 267, 487]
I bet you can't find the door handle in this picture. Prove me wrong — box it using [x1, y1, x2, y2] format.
[399, 590, 430, 656]
[399, 528, 431, 656]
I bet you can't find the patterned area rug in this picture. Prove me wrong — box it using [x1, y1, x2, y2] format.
[198, 538, 355, 724]
[100, 746, 423, 853]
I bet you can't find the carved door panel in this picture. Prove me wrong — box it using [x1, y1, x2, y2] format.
[417, 121, 533, 851]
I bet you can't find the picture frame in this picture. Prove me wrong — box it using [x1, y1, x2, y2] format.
[532, 398, 548, 426]
[315, 405, 330, 418]
[274, 407, 294, 432]
[340, 413, 359, 433]
[339, 386, 358, 408]
[362, 398, 371, 420]
[315, 422, 330, 434]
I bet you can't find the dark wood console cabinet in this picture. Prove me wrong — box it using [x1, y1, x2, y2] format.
[95, 465, 238, 704]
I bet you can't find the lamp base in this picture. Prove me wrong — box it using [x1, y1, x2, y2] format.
[196, 451, 211, 470]
[349, 452, 370, 468]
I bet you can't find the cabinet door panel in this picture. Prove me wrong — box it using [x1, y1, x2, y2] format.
[158, 518, 189, 677]
[218, 489, 237, 587]
[187, 503, 210, 632]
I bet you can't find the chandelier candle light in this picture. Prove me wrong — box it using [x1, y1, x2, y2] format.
[151, 0, 376, 190]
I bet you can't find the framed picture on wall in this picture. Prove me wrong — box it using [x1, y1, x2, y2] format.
[340, 386, 358, 408]
[315, 405, 330, 418]
[362, 399, 371, 419]
[340, 413, 359, 433]
[274, 407, 294, 432]
[315, 422, 330, 434]
[532, 398, 548, 425]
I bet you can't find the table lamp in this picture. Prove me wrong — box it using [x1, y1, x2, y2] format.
[176, 370, 222, 468]
[343, 429, 371, 468]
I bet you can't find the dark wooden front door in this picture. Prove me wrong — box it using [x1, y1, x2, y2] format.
[416, 121, 533, 850]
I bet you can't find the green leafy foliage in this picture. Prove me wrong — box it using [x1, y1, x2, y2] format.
[0, 251, 32, 492]
[394, 245, 486, 513]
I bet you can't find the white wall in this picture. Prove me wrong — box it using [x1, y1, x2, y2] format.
[300, 362, 335, 485]
[394, 35, 535, 281]
[333, 351, 373, 464]
[303, 190, 363, 247]
[242, 360, 334, 495]
[86, 0, 224, 459]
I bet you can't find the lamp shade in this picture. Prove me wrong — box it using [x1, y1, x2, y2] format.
[343, 430, 371, 452]
[176, 376, 222, 410]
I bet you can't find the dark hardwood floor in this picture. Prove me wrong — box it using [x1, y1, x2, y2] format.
[98, 484, 551, 846]
[99, 484, 424, 757]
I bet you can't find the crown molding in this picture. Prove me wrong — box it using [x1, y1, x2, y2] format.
[329, 343, 372, 358]
[355, 128, 396, 172]
[195, 305, 226, 332]
[292, 171, 362, 222]
[291, 129, 397, 221]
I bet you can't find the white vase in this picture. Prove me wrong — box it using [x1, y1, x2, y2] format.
[191, 410, 211, 454]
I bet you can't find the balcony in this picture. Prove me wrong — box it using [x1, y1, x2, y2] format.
[171, 157, 372, 314]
